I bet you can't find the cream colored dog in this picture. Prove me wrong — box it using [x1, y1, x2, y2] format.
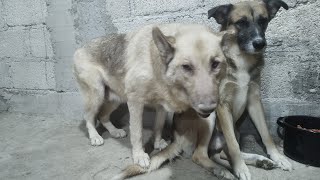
[73, 24, 226, 168]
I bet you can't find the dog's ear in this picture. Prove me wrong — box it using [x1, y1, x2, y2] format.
[152, 27, 175, 65]
[208, 4, 233, 25]
[220, 30, 236, 56]
[263, 0, 289, 19]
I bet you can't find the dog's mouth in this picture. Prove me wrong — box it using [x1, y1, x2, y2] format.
[197, 113, 211, 118]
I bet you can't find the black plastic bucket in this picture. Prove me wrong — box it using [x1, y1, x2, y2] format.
[277, 116, 320, 167]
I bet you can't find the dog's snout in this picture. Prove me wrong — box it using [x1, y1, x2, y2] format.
[252, 39, 266, 50]
[198, 103, 217, 114]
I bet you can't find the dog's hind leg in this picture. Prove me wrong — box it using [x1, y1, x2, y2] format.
[98, 101, 126, 138]
[240, 152, 276, 170]
[153, 106, 168, 150]
[193, 115, 236, 180]
[218, 150, 276, 170]
[193, 138, 235, 179]
[78, 75, 105, 146]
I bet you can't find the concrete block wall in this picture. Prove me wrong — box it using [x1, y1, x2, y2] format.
[0, 0, 319, 136]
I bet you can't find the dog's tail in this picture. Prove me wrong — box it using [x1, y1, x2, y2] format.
[112, 141, 182, 180]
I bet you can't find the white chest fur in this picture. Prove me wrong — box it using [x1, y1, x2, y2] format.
[232, 70, 250, 120]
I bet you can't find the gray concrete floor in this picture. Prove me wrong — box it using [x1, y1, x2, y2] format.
[0, 112, 319, 180]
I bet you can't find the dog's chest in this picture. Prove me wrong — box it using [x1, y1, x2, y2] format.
[232, 70, 250, 120]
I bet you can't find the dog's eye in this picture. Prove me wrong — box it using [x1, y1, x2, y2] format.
[182, 64, 193, 72]
[257, 18, 268, 26]
[236, 19, 249, 27]
[211, 61, 220, 70]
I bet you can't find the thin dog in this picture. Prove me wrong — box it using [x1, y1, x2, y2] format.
[73, 24, 225, 168]
[207, 0, 292, 179]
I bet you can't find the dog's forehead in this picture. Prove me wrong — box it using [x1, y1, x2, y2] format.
[176, 32, 223, 60]
[231, 1, 268, 21]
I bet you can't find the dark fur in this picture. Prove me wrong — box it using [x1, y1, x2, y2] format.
[208, 0, 288, 54]
[84, 34, 127, 75]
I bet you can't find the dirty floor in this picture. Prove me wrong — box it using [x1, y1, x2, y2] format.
[0, 112, 319, 180]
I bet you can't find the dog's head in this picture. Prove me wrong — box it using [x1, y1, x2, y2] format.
[152, 26, 228, 117]
[208, 0, 288, 54]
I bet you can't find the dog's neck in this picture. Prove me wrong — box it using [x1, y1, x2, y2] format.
[222, 38, 264, 83]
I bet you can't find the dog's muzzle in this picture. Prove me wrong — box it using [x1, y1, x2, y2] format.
[196, 103, 217, 118]
[198, 112, 211, 118]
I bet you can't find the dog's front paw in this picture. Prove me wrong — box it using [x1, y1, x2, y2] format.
[234, 163, 251, 180]
[212, 167, 236, 180]
[270, 153, 292, 171]
[133, 151, 150, 168]
[154, 139, 168, 150]
[256, 159, 276, 170]
[109, 128, 127, 138]
[90, 135, 104, 146]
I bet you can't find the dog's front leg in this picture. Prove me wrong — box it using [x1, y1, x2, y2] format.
[127, 100, 150, 168]
[154, 106, 168, 150]
[217, 105, 251, 180]
[247, 83, 292, 171]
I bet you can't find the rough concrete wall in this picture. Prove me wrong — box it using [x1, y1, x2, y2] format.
[0, 0, 319, 135]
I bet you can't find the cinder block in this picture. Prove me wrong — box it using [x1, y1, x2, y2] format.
[52, 40, 77, 58]
[4, 90, 83, 121]
[29, 26, 54, 58]
[74, 0, 113, 44]
[0, 27, 29, 58]
[10, 61, 54, 89]
[46, 0, 74, 28]
[3, 0, 47, 26]
[58, 92, 83, 120]
[113, 14, 219, 33]
[132, 0, 203, 16]
[106, 0, 131, 19]
[55, 57, 78, 92]
[46, 62, 56, 89]
[260, 60, 296, 100]
[7, 90, 59, 115]
[0, 89, 11, 112]
[0, 5, 7, 31]
[0, 62, 13, 88]
[49, 26, 76, 43]
[0, 98, 8, 112]
[203, 0, 239, 7]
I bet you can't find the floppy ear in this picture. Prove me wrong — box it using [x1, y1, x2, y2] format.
[208, 4, 233, 25]
[220, 30, 237, 57]
[152, 27, 175, 65]
[263, 0, 289, 19]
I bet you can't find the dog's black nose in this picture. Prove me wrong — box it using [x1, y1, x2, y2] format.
[252, 39, 266, 50]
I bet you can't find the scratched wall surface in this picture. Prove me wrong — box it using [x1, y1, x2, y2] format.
[0, 0, 319, 136]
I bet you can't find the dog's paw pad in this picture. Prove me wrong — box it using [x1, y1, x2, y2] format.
[274, 155, 292, 171]
[256, 159, 276, 170]
[109, 129, 127, 138]
[154, 139, 168, 150]
[237, 172, 251, 180]
[133, 152, 150, 168]
[234, 164, 251, 180]
[212, 168, 236, 180]
[270, 153, 293, 171]
[90, 135, 104, 146]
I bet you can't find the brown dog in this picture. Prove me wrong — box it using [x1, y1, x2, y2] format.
[208, 0, 291, 180]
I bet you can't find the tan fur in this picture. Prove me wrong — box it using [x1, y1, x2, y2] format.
[112, 110, 236, 180]
[229, 1, 269, 24]
[73, 23, 226, 168]
[210, 1, 292, 180]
